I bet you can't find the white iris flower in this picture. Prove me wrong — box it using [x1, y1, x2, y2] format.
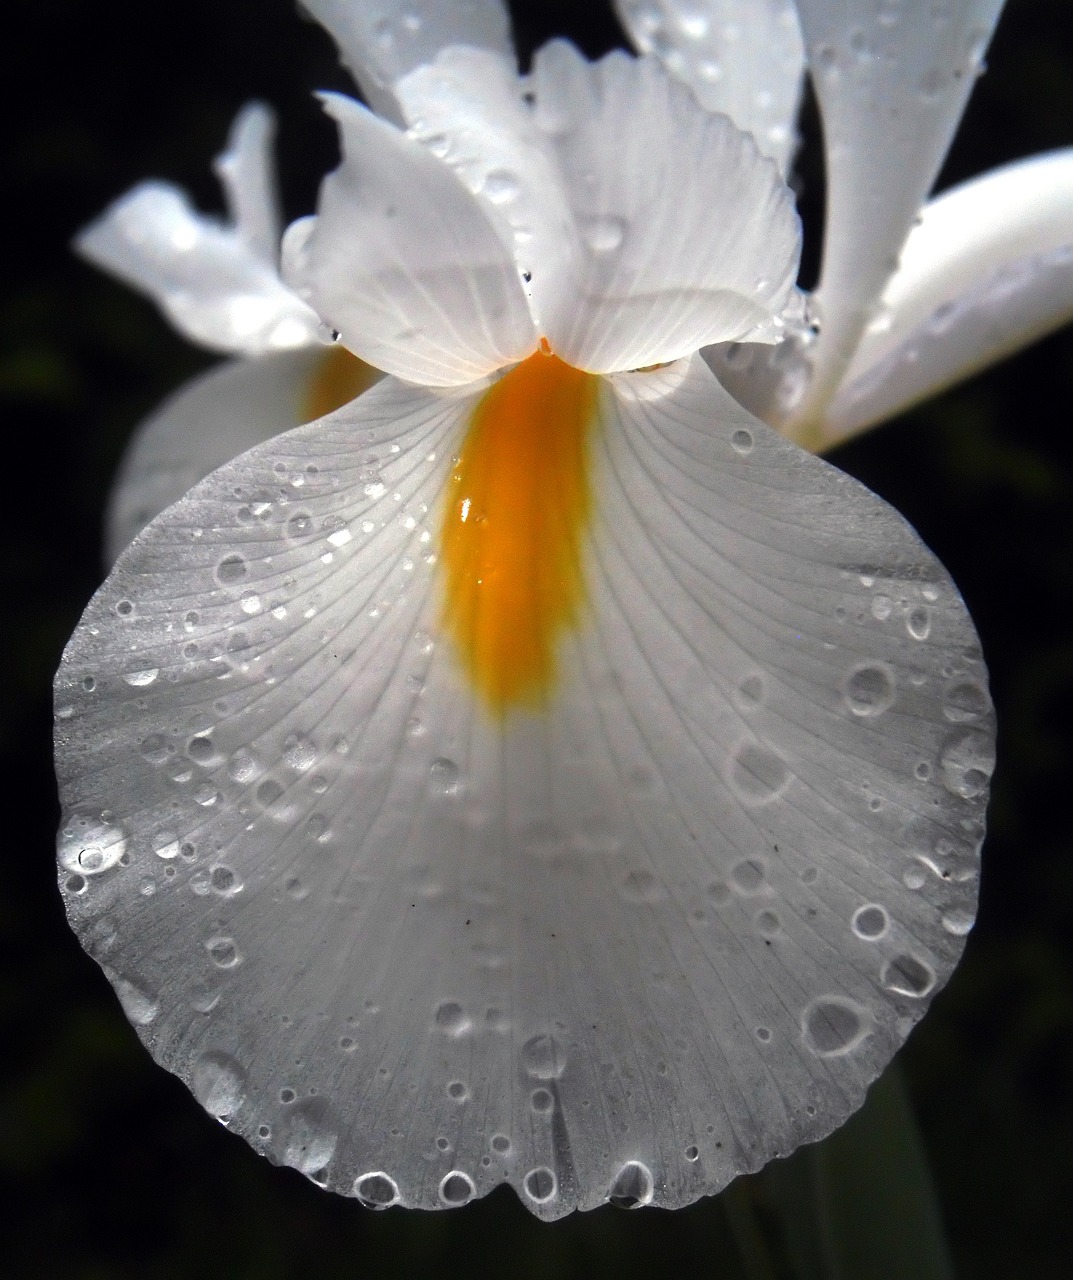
[61, 0, 1071, 1218]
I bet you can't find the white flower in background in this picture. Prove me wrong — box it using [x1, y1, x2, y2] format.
[77, 102, 381, 563]
[617, 0, 1073, 450]
[56, 1, 1010, 1218]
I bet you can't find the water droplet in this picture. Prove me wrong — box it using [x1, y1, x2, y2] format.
[581, 214, 627, 252]
[685, 1144, 700, 1161]
[482, 168, 521, 204]
[730, 857, 766, 895]
[903, 864, 927, 890]
[429, 758, 461, 796]
[881, 954, 935, 998]
[187, 735, 215, 764]
[256, 779, 284, 807]
[755, 909, 781, 937]
[191, 1050, 247, 1119]
[939, 731, 994, 799]
[491, 1134, 511, 1154]
[58, 807, 128, 876]
[123, 667, 159, 687]
[941, 908, 974, 936]
[210, 865, 241, 896]
[730, 427, 754, 455]
[620, 868, 664, 903]
[355, 1171, 400, 1209]
[521, 1034, 566, 1080]
[524, 1166, 557, 1203]
[283, 732, 318, 771]
[280, 1097, 337, 1175]
[707, 880, 731, 904]
[115, 977, 159, 1025]
[871, 595, 893, 621]
[735, 673, 765, 709]
[215, 554, 248, 586]
[206, 936, 241, 968]
[851, 904, 889, 940]
[802, 996, 871, 1056]
[64, 873, 87, 894]
[446, 1080, 469, 1102]
[609, 1161, 654, 1208]
[530, 1088, 554, 1114]
[942, 680, 990, 723]
[842, 662, 896, 717]
[729, 741, 790, 804]
[227, 747, 260, 783]
[434, 1000, 471, 1037]
[439, 1171, 475, 1206]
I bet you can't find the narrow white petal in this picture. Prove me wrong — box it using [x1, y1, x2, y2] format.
[285, 94, 537, 386]
[793, 0, 1005, 418]
[301, 0, 513, 123]
[822, 149, 1073, 442]
[57, 359, 989, 1216]
[105, 347, 381, 563]
[397, 47, 575, 328]
[530, 44, 801, 372]
[213, 103, 283, 266]
[614, 0, 805, 174]
[75, 182, 323, 356]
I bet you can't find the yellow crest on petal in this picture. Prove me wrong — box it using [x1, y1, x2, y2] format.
[440, 349, 600, 715]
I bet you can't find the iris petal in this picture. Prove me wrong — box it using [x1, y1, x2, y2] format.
[614, 0, 805, 174]
[56, 357, 991, 1216]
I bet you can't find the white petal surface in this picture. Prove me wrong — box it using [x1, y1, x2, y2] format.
[285, 95, 537, 385]
[397, 47, 576, 326]
[76, 183, 323, 356]
[301, 0, 513, 124]
[529, 44, 801, 372]
[57, 359, 990, 1216]
[105, 349, 332, 564]
[614, 0, 805, 173]
[213, 103, 283, 266]
[793, 0, 1006, 419]
[822, 149, 1073, 442]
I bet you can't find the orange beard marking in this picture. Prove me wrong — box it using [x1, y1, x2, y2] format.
[440, 350, 600, 715]
[301, 345, 381, 421]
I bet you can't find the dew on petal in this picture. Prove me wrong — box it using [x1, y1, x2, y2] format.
[802, 997, 871, 1057]
[881, 954, 936, 998]
[609, 1161, 654, 1209]
[523, 1166, 557, 1203]
[191, 1051, 247, 1120]
[438, 1171, 475, 1206]
[433, 1001, 471, 1037]
[851, 904, 889, 940]
[354, 1171, 400, 1209]
[728, 741, 790, 804]
[842, 662, 896, 717]
[521, 1034, 567, 1080]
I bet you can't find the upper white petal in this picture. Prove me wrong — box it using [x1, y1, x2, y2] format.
[57, 359, 989, 1216]
[284, 95, 537, 386]
[822, 149, 1073, 442]
[212, 102, 283, 266]
[792, 0, 1006, 420]
[529, 44, 801, 372]
[300, 0, 513, 123]
[614, 0, 805, 174]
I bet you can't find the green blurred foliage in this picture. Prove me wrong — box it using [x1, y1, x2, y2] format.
[2, 2, 1071, 1276]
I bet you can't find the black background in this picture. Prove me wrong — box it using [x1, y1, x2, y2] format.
[2, 1, 1072, 1276]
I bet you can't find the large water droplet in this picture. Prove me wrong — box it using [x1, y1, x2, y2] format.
[851, 904, 889, 940]
[906, 606, 931, 640]
[941, 908, 974, 936]
[482, 168, 521, 204]
[191, 1050, 247, 1119]
[115, 977, 159, 1026]
[729, 742, 790, 805]
[802, 997, 870, 1056]
[283, 732, 318, 772]
[206, 936, 241, 968]
[122, 667, 159, 687]
[434, 1000, 471, 1037]
[939, 731, 994, 799]
[581, 214, 627, 253]
[439, 1171, 475, 1206]
[609, 1161, 654, 1208]
[354, 1171, 400, 1209]
[524, 1166, 557, 1203]
[730, 857, 766, 895]
[58, 807, 128, 876]
[429, 758, 461, 797]
[881, 953, 935, 997]
[521, 1033, 567, 1080]
[942, 680, 990, 723]
[280, 1097, 337, 1175]
[842, 662, 896, 717]
[215, 553, 248, 586]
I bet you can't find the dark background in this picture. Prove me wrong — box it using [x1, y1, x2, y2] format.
[2, 1, 1072, 1276]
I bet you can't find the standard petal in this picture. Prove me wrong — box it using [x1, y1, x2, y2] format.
[793, 0, 1006, 418]
[300, 0, 513, 124]
[75, 182, 324, 355]
[57, 358, 990, 1217]
[105, 347, 382, 564]
[213, 102, 283, 266]
[529, 44, 801, 372]
[821, 150, 1073, 444]
[614, 0, 805, 174]
[284, 94, 537, 386]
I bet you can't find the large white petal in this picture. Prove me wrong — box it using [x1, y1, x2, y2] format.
[300, 0, 513, 124]
[614, 0, 805, 174]
[530, 44, 801, 372]
[793, 0, 1006, 419]
[821, 149, 1073, 443]
[56, 359, 990, 1216]
[213, 103, 283, 267]
[105, 348, 382, 564]
[284, 94, 537, 386]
